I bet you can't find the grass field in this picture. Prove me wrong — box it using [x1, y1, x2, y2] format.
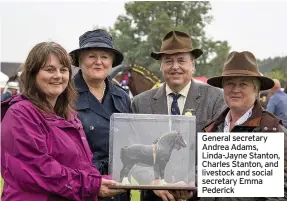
[130, 176, 141, 201]
[1, 177, 3, 195]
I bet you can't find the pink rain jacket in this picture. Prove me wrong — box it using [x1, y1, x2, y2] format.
[1, 95, 103, 201]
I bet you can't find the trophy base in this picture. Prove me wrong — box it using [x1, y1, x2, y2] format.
[109, 184, 197, 191]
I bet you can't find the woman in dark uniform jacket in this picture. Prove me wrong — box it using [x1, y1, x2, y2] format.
[70, 29, 131, 201]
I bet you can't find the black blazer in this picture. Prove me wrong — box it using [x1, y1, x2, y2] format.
[73, 71, 131, 201]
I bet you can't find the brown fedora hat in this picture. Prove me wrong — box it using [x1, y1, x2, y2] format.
[207, 51, 274, 91]
[151, 30, 203, 60]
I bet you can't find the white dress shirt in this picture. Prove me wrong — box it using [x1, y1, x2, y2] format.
[224, 106, 254, 132]
[165, 81, 191, 115]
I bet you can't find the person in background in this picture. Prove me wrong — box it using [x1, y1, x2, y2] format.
[1, 81, 19, 101]
[70, 29, 131, 201]
[132, 30, 225, 201]
[121, 79, 130, 94]
[205, 51, 287, 201]
[259, 90, 269, 109]
[122, 69, 130, 85]
[0, 73, 8, 95]
[1, 41, 125, 201]
[0, 83, 5, 95]
[266, 79, 287, 128]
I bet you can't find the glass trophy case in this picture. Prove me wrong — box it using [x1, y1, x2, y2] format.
[109, 113, 196, 190]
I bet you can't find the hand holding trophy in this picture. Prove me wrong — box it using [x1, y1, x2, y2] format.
[109, 113, 196, 195]
[98, 179, 126, 198]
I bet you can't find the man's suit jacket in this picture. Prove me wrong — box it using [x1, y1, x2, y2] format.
[131, 80, 225, 201]
[132, 80, 225, 133]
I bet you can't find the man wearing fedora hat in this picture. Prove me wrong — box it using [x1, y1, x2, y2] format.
[70, 29, 132, 201]
[132, 30, 225, 201]
[204, 51, 287, 201]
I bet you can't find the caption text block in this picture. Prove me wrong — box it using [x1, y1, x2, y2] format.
[198, 132, 284, 197]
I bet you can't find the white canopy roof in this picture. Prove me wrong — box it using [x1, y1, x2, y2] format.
[0, 71, 9, 88]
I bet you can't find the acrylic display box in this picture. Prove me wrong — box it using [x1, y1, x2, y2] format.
[109, 113, 196, 190]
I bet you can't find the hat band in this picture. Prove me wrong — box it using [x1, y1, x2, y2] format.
[157, 48, 194, 54]
[223, 70, 260, 76]
[81, 42, 114, 50]
[80, 36, 113, 48]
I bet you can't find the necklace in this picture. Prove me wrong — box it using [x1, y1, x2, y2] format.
[98, 82, 106, 101]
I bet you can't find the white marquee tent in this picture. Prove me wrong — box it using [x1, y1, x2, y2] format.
[0, 71, 9, 88]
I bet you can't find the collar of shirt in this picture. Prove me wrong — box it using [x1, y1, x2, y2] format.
[165, 81, 191, 97]
[224, 106, 254, 132]
[165, 81, 191, 115]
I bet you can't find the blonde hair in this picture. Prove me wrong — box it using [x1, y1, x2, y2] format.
[252, 78, 261, 93]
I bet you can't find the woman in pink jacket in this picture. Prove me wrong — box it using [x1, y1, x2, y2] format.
[1, 42, 125, 201]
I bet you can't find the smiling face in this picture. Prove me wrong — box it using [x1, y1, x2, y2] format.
[222, 77, 259, 113]
[36, 54, 69, 104]
[160, 52, 194, 91]
[79, 49, 114, 82]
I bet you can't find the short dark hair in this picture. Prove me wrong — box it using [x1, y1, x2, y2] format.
[20, 42, 77, 120]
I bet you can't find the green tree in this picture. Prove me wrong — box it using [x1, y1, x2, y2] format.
[258, 56, 287, 87]
[265, 70, 287, 87]
[258, 56, 287, 75]
[194, 38, 230, 77]
[109, 1, 230, 79]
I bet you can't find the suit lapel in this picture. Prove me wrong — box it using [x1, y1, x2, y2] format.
[183, 80, 201, 115]
[151, 84, 168, 114]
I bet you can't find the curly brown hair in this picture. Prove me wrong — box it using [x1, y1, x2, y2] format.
[20, 42, 77, 120]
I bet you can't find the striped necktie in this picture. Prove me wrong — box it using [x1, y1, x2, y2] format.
[170, 93, 181, 115]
